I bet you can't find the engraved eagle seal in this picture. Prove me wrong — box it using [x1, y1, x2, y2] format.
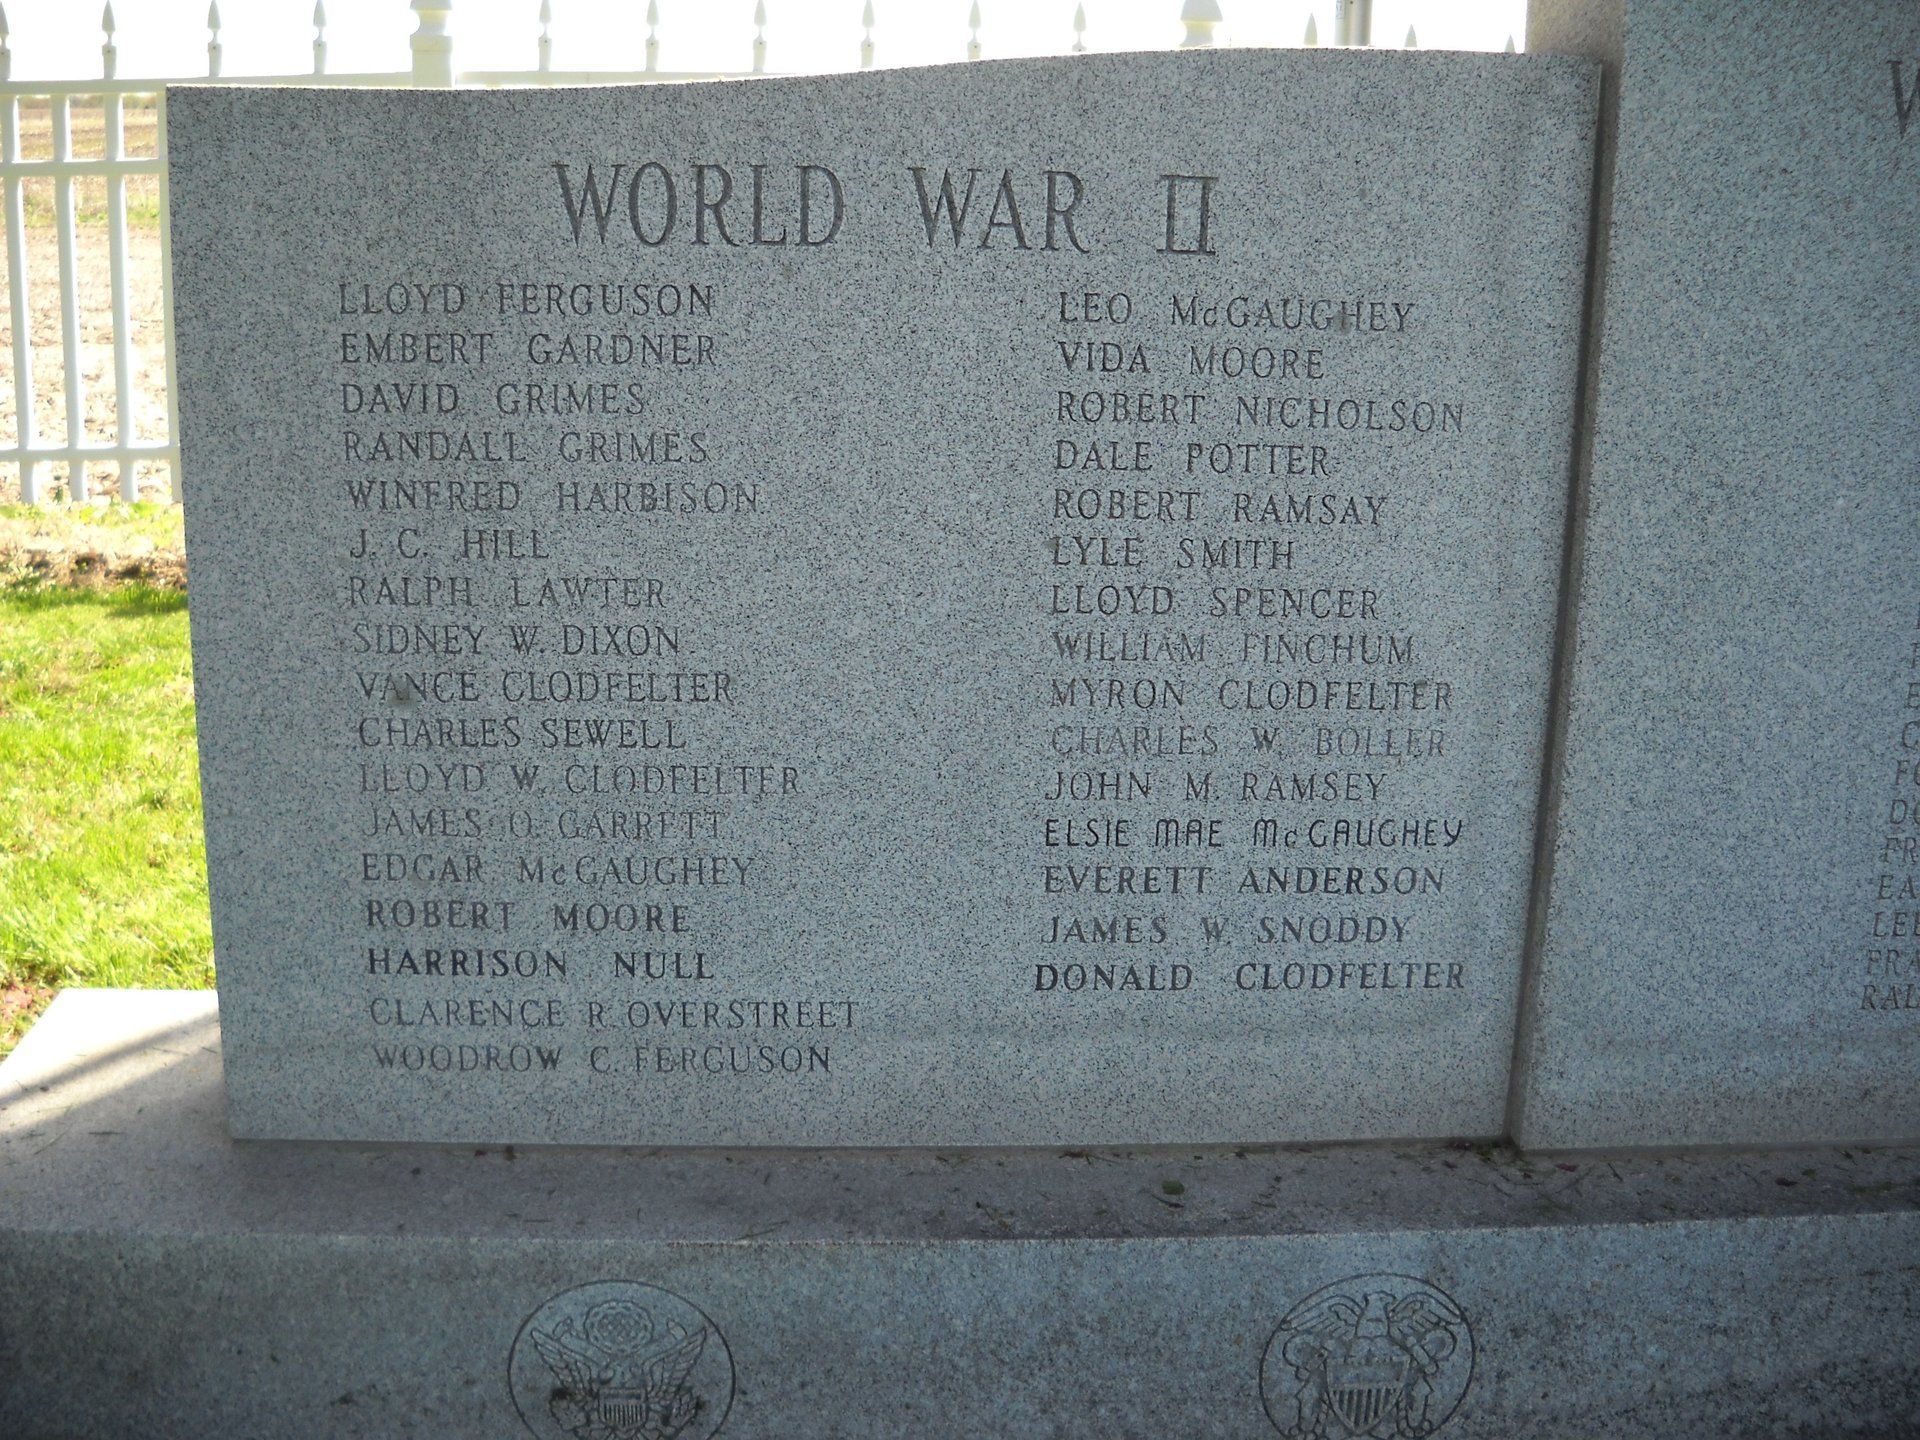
[1260, 1274, 1474, 1439]
[509, 1280, 734, 1440]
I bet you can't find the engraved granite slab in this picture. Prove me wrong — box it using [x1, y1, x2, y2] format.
[169, 51, 1595, 1145]
[1516, 0, 1920, 1147]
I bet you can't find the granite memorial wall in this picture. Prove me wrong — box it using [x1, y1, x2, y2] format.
[7, 10, 1920, 1435]
[1515, 0, 1920, 1149]
[168, 49, 1596, 1146]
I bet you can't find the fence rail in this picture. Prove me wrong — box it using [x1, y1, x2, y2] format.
[0, 0, 1503, 505]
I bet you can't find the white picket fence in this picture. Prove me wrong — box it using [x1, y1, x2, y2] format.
[0, 0, 1484, 505]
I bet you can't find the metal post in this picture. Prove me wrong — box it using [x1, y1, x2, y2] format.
[105, 89, 135, 499]
[156, 96, 183, 502]
[1334, 0, 1370, 46]
[0, 3, 41, 503]
[1179, 0, 1220, 48]
[410, 0, 453, 87]
[51, 97, 83, 499]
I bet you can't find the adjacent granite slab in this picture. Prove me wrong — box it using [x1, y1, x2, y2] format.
[1516, 2, 1920, 1147]
[6, 991, 1920, 1438]
[168, 53, 1596, 1146]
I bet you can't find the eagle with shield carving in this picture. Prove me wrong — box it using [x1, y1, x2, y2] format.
[529, 1296, 710, 1440]
[1271, 1285, 1466, 1439]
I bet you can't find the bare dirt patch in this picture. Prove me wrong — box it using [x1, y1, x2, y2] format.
[0, 981, 56, 1058]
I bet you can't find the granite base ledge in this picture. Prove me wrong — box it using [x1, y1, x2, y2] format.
[3, 991, 1917, 1439]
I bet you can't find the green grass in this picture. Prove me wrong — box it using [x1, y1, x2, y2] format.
[0, 498, 186, 549]
[0, 497, 185, 537]
[20, 191, 163, 229]
[0, 578, 209, 1053]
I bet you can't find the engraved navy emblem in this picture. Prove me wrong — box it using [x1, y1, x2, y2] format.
[510, 1280, 734, 1440]
[1260, 1274, 1474, 1439]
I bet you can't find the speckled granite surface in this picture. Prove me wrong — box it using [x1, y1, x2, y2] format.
[4, 991, 1918, 1437]
[1518, 0, 1920, 1147]
[168, 52, 1596, 1146]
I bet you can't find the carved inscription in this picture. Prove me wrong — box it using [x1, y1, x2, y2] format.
[173, 64, 1593, 1141]
[339, 271, 840, 1085]
[1035, 286, 1471, 1002]
[330, 191, 1482, 1094]
[1864, 601, 1920, 1013]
